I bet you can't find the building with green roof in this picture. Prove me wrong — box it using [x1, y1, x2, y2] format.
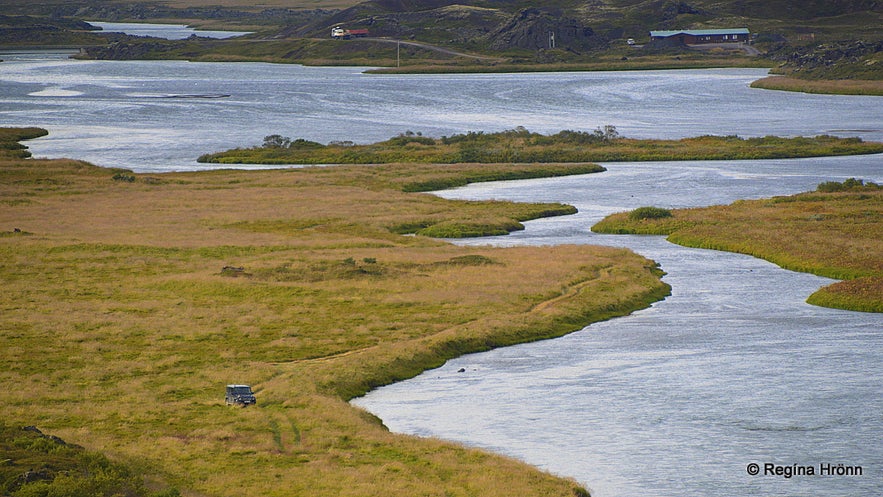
[649, 28, 750, 44]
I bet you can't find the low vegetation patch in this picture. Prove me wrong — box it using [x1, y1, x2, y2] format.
[0, 127, 48, 160]
[629, 206, 673, 221]
[198, 128, 883, 165]
[593, 179, 883, 312]
[0, 424, 178, 497]
[750, 76, 883, 96]
[1, 129, 671, 497]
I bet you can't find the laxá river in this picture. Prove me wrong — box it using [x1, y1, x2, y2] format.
[1, 51, 882, 496]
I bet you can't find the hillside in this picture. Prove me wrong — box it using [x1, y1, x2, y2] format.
[297, 0, 883, 47]
[2, 0, 880, 82]
[7, 0, 883, 48]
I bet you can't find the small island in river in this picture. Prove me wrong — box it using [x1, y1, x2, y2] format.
[198, 128, 883, 165]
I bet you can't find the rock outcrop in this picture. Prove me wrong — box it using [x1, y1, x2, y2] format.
[484, 8, 603, 51]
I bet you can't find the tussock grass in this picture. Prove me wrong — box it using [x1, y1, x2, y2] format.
[1, 129, 670, 497]
[592, 182, 883, 312]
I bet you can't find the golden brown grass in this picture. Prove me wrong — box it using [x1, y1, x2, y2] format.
[592, 188, 883, 312]
[751, 76, 883, 96]
[1, 133, 669, 497]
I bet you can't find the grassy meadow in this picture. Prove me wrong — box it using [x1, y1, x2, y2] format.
[1, 129, 670, 497]
[199, 129, 883, 165]
[592, 180, 883, 313]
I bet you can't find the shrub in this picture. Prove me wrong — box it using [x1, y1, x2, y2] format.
[112, 173, 135, 182]
[531, 126, 620, 146]
[445, 255, 497, 266]
[263, 134, 290, 148]
[817, 178, 880, 192]
[629, 206, 673, 220]
[289, 138, 324, 150]
[385, 131, 436, 147]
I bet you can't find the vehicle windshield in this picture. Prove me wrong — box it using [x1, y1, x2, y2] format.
[230, 387, 253, 394]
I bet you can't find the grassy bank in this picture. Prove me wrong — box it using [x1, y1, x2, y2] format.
[751, 76, 883, 96]
[592, 180, 883, 312]
[366, 52, 772, 74]
[1, 128, 670, 497]
[0, 127, 48, 159]
[199, 129, 883, 165]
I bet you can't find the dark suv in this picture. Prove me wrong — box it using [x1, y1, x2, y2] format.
[225, 384, 256, 406]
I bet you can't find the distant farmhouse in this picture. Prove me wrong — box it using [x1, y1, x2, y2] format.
[649, 28, 750, 44]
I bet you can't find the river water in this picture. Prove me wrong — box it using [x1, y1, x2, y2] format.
[355, 156, 883, 497]
[1, 53, 882, 171]
[1, 53, 882, 496]
[86, 21, 252, 40]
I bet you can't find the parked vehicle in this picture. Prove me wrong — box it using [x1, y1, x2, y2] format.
[225, 384, 256, 406]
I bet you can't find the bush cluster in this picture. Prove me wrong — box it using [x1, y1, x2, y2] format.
[817, 177, 881, 192]
[384, 131, 436, 146]
[629, 206, 673, 220]
[262, 134, 323, 149]
[112, 173, 136, 182]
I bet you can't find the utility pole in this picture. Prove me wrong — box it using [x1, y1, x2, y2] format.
[397, 40, 400, 67]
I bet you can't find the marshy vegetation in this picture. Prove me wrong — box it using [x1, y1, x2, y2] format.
[1, 128, 671, 497]
[750, 76, 883, 96]
[0, 127, 48, 159]
[198, 128, 883, 165]
[593, 179, 883, 312]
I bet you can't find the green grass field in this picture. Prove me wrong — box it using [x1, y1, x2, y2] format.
[1, 128, 669, 497]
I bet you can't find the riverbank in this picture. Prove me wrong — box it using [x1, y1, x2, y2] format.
[1, 128, 669, 497]
[592, 180, 883, 312]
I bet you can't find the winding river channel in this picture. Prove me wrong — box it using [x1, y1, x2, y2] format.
[1, 47, 881, 496]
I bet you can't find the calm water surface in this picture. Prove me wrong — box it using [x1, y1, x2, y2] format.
[1, 54, 881, 496]
[87, 21, 252, 40]
[1, 55, 881, 171]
